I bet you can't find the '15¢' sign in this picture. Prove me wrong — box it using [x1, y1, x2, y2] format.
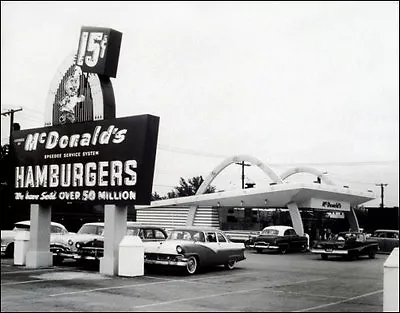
[75, 26, 122, 77]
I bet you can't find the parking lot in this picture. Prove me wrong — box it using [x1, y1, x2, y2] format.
[1, 251, 385, 312]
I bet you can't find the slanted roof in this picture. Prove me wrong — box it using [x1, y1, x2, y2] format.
[140, 182, 374, 209]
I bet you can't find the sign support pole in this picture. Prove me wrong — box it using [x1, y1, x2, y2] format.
[25, 204, 53, 268]
[100, 204, 127, 275]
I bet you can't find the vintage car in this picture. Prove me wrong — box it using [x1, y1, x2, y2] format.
[310, 231, 379, 260]
[248, 225, 308, 254]
[75, 222, 168, 261]
[143, 227, 246, 275]
[52, 222, 108, 262]
[1, 220, 73, 260]
[369, 229, 399, 253]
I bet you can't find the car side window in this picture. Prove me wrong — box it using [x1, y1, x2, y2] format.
[193, 232, 205, 242]
[387, 232, 398, 239]
[153, 229, 167, 239]
[206, 232, 217, 242]
[144, 229, 154, 239]
[284, 229, 294, 236]
[217, 233, 227, 243]
[50, 226, 62, 234]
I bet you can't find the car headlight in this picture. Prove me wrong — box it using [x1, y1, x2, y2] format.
[75, 242, 81, 249]
[68, 239, 73, 246]
[176, 245, 183, 254]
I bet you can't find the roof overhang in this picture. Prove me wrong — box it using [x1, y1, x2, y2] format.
[141, 183, 375, 210]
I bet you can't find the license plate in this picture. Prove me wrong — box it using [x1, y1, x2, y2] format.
[326, 248, 333, 252]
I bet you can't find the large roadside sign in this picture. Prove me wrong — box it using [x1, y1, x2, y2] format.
[12, 114, 159, 205]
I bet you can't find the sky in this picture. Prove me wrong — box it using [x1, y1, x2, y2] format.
[1, 1, 399, 207]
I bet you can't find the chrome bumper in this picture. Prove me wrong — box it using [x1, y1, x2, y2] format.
[310, 249, 348, 255]
[144, 259, 188, 267]
[250, 244, 279, 250]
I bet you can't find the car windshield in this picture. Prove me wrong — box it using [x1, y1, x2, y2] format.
[261, 228, 279, 236]
[168, 230, 205, 242]
[13, 224, 30, 231]
[77, 225, 104, 235]
[126, 228, 140, 236]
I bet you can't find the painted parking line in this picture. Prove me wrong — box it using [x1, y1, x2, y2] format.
[2, 280, 46, 286]
[1, 268, 57, 275]
[48, 278, 183, 297]
[293, 289, 384, 312]
[129, 277, 328, 309]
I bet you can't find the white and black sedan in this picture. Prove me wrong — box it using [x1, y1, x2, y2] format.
[144, 227, 246, 275]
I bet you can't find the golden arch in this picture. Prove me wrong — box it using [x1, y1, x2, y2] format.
[196, 154, 284, 195]
[280, 166, 335, 185]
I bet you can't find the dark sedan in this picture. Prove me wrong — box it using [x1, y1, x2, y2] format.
[310, 231, 379, 260]
[249, 225, 308, 254]
[369, 229, 399, 253]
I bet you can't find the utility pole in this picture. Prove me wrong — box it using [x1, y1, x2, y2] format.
[1, 108, 23, 144]
[235, 161, 251, 189]
[375, 183, 388, 208]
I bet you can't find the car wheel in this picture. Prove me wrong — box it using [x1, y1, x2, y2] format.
[53, 255, 63, 265]
[368, 251, 376, 259]
[256, 248, 263, 254]
[321, 254, 328, 260]
[300, 244, 308, 253]
[5, 243, 14, 258]
[185, 256, 198, 275]
[280, 245, 288, 254]
[225, 259, 236, 270]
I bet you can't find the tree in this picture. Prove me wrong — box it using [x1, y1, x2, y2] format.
[151, 191, 167, 201]
[151, 175, 216, 200]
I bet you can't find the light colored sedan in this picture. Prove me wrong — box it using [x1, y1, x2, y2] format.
[1, 220, 72, 259]
[144, 227, 246, 275]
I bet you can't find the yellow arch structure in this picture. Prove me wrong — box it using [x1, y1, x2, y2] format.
[187, 155, 283, 226]
[280, 166, 335, 185]
[196, 154, 283, 195]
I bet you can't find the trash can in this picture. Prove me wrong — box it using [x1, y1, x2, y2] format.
[118, 235, 144, 277]
[383, 247, 399, 312]
[14, 231, 30, 266]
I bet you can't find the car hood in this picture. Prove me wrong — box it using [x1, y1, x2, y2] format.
[67, 233, 104, 244]
[145, 240, 192, 254]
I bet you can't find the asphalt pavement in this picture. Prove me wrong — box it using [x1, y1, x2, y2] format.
[1, 250, 386, 312]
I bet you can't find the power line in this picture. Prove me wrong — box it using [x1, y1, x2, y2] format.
[156, 144, 397, 167]
[1, 108, 23, 144]
[235, 161, 251, 189]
